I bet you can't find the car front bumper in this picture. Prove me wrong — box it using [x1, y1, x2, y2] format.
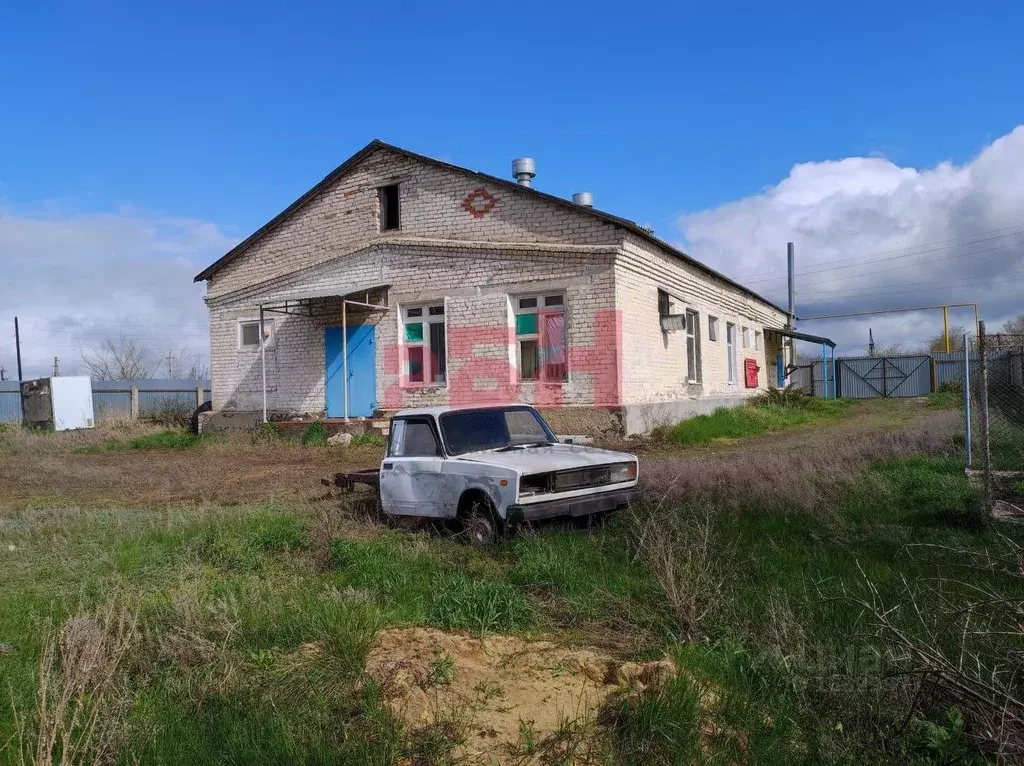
[506, 486, 642, 524]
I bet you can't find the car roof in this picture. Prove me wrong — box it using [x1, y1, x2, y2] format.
[394, 403, 534, 418]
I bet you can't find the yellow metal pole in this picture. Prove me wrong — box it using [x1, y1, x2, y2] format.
[942, 305, 950, 353]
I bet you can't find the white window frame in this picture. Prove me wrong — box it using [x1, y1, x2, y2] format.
[238, 318, 274, 350]
[514, 293, 567, 383]
[754, 330, 762, 351]
[685, 309, 701, 384]
[708, 316, 719, 342]
[401, 303, 447, 387]
[726, 322, 737, 385]
[742, 326, 751, 349]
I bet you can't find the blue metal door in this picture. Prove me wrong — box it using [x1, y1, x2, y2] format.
[325, 325, 376, 417]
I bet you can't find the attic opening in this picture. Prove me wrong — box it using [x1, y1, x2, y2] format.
[379, 184, 400, 231]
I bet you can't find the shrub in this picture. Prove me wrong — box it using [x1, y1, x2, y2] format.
[148, 396, 193, 428]
[751, 385, 811, 409]
[301, 421, 328, 446]
[252, 422, 282, 443]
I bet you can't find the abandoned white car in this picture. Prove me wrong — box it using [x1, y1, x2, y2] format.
[329, 404, 641, 544]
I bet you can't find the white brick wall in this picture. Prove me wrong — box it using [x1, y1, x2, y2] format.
[203, 146, 788, 421]
[207, 147, 620, 300]
[614, 234, 790, 405]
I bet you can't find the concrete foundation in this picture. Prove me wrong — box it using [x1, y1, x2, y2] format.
[620, 396, 751, 436]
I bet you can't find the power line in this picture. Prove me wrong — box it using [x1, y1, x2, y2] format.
[742, 237, 1023, 287]
[732, 221, 1024, 283]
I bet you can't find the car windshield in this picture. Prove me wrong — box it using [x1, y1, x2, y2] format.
[439, 407, 558, 456]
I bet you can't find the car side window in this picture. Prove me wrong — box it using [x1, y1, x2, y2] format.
[389, 418, 440, 457]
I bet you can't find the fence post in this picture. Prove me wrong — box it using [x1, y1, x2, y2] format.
[963, 335, 971, 469]
[196, 386, 204, 408]
[130, 387, 140, 421]
[978, 322, 993, 516]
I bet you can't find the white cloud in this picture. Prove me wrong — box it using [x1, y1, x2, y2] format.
[678, 125, 1024, 354]
[0, 207, 233, 379]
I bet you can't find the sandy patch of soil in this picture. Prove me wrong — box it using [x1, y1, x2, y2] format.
[365, 627, 691, 763]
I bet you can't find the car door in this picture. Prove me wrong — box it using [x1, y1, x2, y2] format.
[378, 417, 447, 517]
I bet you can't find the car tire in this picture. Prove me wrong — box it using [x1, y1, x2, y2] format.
[463, 497, 502, 547]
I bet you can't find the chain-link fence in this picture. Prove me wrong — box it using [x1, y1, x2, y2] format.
[966, 323, 1024, 515]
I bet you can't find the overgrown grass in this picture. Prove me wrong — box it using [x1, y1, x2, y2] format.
[5, 408, 1019, 763]
[653, 398, 853, 445]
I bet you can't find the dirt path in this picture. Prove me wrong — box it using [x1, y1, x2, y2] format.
[0, 399, 953, 513]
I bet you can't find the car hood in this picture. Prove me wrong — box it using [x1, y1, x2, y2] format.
[455, 444, 636, 474]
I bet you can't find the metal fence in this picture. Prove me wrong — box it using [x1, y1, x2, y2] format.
[0, 378, 210, 424]
[967, 326, 1024, 514]
[792, 351, 980, 398]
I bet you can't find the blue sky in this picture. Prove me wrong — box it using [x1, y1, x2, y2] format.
[3, 1, 1021, 232]
[2, 1, 1023, 375]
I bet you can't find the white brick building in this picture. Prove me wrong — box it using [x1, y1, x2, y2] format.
[195, 141, 791, 435]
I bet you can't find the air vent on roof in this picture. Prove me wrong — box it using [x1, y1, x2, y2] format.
[512, 157, 536, 187]
[572, 192, 593, 207]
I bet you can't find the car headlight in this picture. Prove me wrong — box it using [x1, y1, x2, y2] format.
[609, 462, 637, 483]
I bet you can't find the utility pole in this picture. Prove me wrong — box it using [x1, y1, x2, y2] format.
[0, 366, 5, 381]
[786, 242, 795, 330]
[14, 317, 23, 382]
[53, 356, 60, 377]
[869, 328, 875, 356]
[166, 350, 174, 377]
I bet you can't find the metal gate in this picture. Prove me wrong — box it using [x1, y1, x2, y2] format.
[790, 355, 935, 399]
[837, 355, 932, 398]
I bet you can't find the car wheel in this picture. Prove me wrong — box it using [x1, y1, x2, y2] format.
[463, 498, 502, 546]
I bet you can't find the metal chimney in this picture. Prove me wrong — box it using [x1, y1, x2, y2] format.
[572, 191, 593, 207]
[511, 157, 536, 187]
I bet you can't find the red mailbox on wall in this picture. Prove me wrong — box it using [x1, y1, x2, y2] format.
[744, 358, 760, 388]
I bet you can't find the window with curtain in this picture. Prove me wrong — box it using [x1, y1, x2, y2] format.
[514, 294, 567, 382]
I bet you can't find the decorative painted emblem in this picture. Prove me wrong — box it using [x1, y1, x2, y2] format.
[461, 187, 498, 218]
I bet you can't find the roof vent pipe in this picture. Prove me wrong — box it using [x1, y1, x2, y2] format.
[572, 191, 593, 207]
[511, 157, 536, 187]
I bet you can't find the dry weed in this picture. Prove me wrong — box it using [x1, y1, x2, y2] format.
[639, 411, 960, 513]
[15, 599, 139, 766]
[628, 504, 731, 643]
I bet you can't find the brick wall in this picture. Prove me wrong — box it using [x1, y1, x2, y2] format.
[206, 146, 621, 300]
[209, 244, 618, 414]
[614, 233, 790, 406]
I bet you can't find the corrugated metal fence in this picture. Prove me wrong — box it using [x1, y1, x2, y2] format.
[791, 352, 973, 398]
[0, 379, 211, 423]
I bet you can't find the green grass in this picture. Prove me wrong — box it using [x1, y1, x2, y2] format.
[349, 433, 387, 447]
[653, 398, 854, 445]
[4, 436, 1022, 763]
[74, 429, 223, 453]
[926, 390, 963, 410]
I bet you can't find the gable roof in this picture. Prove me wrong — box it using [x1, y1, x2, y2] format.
[194, 140, 785, 314]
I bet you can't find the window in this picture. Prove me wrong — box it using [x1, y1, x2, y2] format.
[379, 184, 400, 231]
[402, 304, 446, 385]
[685, 310, 701, 383]
[515, 294, 566, 382]
[239, 319, 274, 348]
[754, 330, 762, 351]
[708, 316, 719, 342]
[742, 326, 750, 349]
[439, 406, 557, 456]
[726, 323, 737, 384]
[388, 417, 440, 457]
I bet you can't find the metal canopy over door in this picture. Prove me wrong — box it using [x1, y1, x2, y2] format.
[325, 325, 376, 417]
